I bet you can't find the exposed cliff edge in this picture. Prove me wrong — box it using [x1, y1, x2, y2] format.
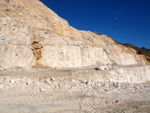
[0, 0, 149, 73]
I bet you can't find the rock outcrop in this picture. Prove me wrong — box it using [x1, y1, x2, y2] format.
[0, 0, 149, 71]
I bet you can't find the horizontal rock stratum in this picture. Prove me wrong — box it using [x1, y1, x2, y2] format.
[0, 0, 150, 71]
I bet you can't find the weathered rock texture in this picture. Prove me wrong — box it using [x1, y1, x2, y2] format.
[0, 0, 149, 71]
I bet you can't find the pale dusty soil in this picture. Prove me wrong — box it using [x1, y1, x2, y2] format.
[0, 68, 150, 113]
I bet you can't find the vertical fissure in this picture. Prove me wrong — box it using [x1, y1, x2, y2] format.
[31, 41, 43, 62]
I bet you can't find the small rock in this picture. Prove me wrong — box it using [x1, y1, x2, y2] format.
[113, 82, 119, 88]
[50, 77, 55, 81]
[58, 84, 61, 87]
[85, 81, 90, 85]
[3, 78, 10, 83]
[107, 65, 112, 69]
[10, 79, 16, 83]
[27, 79, 33, 85]
[71, 79, 76, 82]
[40, 87, 45, 92]
[46, 79, 51, 85]
[95, 64, 109, 70]
[104, 89, 108, 92]
[0, 84, 4, 88]
[55, 85, 59, 89]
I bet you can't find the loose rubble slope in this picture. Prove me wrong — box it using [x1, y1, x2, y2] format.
[0, 69, 150, 113]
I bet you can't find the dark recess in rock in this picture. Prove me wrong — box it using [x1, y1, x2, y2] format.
[4, 0, 9, 3]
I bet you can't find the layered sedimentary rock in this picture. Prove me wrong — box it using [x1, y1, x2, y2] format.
[0, 0, 149, 71]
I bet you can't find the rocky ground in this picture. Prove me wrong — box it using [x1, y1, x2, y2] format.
[0, 67, 150, 113]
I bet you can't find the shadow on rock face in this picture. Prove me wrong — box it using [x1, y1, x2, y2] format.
[122, 44, 150, 63]
[137, 47, 150, 56]
[114, 43, 150, 58]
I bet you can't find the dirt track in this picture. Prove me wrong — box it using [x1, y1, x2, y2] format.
[0, 69, 150, 113]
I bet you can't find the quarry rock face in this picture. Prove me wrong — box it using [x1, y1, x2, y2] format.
[0, 0, 149, 71]
[1, 1, 150, 112]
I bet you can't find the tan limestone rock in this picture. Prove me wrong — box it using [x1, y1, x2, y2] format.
[0, 0, 149, 71]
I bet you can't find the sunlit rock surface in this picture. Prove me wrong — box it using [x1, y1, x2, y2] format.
[0, 1, 150, 112]
[0, 0, 149, 83]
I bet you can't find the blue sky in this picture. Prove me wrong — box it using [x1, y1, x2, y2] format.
[40, 0, 150, 48]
